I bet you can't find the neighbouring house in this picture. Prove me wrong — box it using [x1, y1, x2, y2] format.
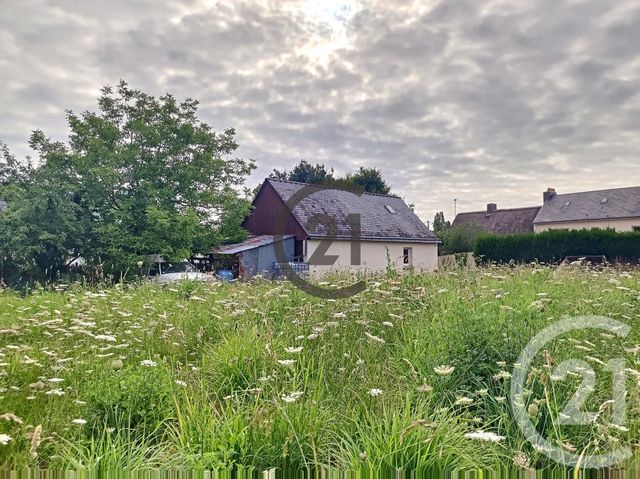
[0, 199, 6, 212]
[533, 187, 640, 233]
[452, 203, 541, 235]
[225, 178, 439, 277]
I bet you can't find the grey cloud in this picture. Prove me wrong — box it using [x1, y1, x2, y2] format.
[1, 0, 639, 222]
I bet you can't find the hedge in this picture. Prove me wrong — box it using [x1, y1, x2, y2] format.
[474, 228, 640, 264]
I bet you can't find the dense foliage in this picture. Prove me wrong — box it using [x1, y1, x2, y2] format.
[475, 229, 640, 264]
[270, 161, 391, 195]
[438, 224, 485, 255]
[1, 266, 639, 472]
[0, 82, 254, 285]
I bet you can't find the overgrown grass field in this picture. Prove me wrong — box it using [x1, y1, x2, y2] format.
[1, 265, 640, 472]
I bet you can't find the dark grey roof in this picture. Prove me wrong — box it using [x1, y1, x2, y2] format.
[534, 186, 640, 224]
[267, 179, 439, 243]
[453, 206, 541, 234]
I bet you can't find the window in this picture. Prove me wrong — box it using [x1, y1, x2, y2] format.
[633, 226, 640, 232]
[403, 247, 413, 267]
[385, 205, 396, 213]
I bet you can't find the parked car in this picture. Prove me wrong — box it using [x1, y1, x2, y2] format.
[150, 261, 216, 284]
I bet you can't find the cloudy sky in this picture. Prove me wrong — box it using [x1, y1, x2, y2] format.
[1, 0, 639, 222]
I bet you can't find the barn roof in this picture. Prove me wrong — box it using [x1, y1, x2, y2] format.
[534, 186, 640, 224]
[265, 179, 440, 243]
[453, 206, 541, 234]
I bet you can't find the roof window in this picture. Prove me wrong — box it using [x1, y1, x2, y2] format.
[385, 205, 396, 213]
[601, 198, 608, 204]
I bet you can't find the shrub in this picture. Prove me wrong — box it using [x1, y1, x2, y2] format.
[439, 225, 485, 255]
[85, 363, 174, 435]
[474, 228, 640, 263]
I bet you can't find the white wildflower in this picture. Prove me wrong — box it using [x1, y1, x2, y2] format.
[416, 383, 433, 393]
[493, 370, 512, 381]
[277, 359, 296, 366]
[434, 365, 455, 376]
[94, 334, 117, 342]
[368, 388, 383, 397]
[175, 380, 187, 387]
[0, 434, 12, 446]
[281, 391, 303, 403]
[464, 431, 505, 442]
[365, 332, 385, 344]
[382, 321, 393, 328]
[140, 359, 157, 367]
[46, 389, 65, 396]
[455, 396, 474, 406]
[47, 378, 64, 383]
[72, 418, 87, 425]
[285, 346, 303, 354]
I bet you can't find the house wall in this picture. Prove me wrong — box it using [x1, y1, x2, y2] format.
[534, 217, 640, 233]
[304, 239, 438, 275]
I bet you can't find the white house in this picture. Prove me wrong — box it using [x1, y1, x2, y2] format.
[240, 178, 440, 275]
[534, 186, 640, 233]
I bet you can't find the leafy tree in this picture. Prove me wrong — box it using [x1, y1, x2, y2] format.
[439, 225, 484, 255]
[344, 167, 391, 195]
[0, 144, 78, 284]
[433, 211, 451, 233]
[1, 81, 255, 283]
[270, 161, 392, 195]
[270, 160, 334, 184]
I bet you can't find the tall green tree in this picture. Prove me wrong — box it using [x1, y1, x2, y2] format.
[270, 160, 334, 185]
[433, 211, 450, 233]
[1, 81, 255, 282]
[343, 167, 391, 195]
[270, 161, 392, 195]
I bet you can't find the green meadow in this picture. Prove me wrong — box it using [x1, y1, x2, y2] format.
[1, 265, 639, 473]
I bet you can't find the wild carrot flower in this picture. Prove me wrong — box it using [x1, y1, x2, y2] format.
[0, 434, 12, 446]
[493, 370, 512, 380]
[277, 359, 296, 366]
[140, 359, 157, 367]
[0, 413, 23, 424]
[72, 418, 87, 425]
[368, 388, 383, 397]
[464, 431, 505, 442]
[281, 391, 303, 403]
[455, 396, 474, 406]
[285, 346, 303, 353]
[416, 383, 433, 393]
[365, 332, 385, 344]
[175, 380, 187, 387]
[434, 365, 455, 375]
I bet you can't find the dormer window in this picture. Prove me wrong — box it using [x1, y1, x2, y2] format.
[601, 198, 608, 204]
[385, 205, 396, 213]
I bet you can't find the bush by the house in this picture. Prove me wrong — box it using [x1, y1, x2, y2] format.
[474, 228, 640, 263]
[438, 224, 485, 255]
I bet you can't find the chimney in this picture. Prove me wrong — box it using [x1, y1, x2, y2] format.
[543, 188, 557, 203]
[486, 203, 497, 214]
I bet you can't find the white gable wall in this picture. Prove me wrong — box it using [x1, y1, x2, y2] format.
[304, 239, 438, 275]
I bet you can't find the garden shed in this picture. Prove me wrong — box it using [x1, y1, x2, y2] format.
[214, 235, 296, 279]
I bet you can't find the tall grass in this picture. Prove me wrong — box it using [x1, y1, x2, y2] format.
[0, 265, 639, 472]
